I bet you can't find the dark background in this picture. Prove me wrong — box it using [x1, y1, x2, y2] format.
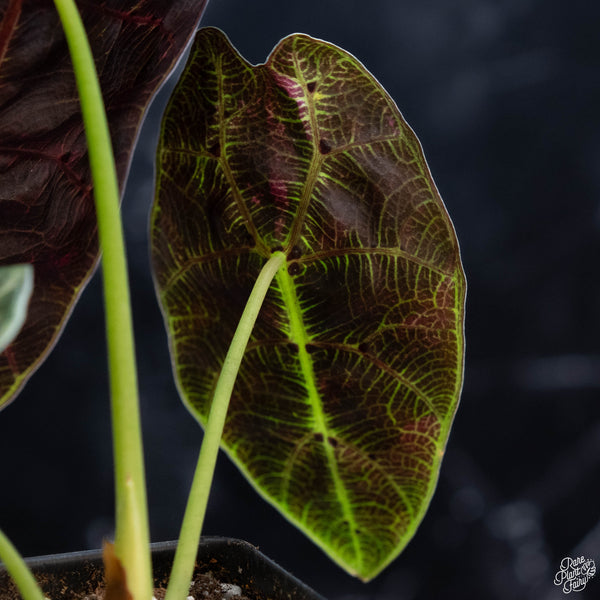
[2, 1, 600, 599]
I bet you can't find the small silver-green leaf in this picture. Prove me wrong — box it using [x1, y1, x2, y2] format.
[0, 265, 34, 354]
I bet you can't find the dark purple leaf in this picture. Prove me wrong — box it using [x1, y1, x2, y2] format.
[0, 0, 208, 408]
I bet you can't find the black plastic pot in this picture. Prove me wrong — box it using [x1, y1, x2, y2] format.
[0, 537, 326, 600]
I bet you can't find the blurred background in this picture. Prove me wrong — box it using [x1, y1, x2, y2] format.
[1, 0, 599, 598]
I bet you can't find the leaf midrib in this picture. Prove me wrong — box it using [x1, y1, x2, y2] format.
[215, 53, 270, 257]
[275, 263, 364, 572]
[278, 49, 323, 253]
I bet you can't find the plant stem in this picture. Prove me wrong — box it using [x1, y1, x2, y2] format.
[165, 251, 287, 600]
[52, 2, 152, 599]
[0, 529, 45, 600]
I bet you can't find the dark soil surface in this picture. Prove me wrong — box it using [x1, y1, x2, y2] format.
[0, 539, 323, 600]
[1, 568, 253, 600]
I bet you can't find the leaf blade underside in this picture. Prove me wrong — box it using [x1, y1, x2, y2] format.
[152, 27, 466, 580]
[0, 0, 208, 409]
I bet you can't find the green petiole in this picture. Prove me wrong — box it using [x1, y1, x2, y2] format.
[165, 251, 287, 600]
[0, 529, 45, 600]
[52, 2, 152, 599]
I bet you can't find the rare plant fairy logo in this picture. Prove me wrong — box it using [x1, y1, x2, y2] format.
[554, 556, 596, 593]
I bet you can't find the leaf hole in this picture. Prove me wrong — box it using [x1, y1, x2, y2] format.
[319, 139, 331, 154]
[287, 262, 301, 276]
[328, 436, 338, 448]
[314, 432, 324, 442]
[306, 344, 318, 354]
[306, 81, 317, 93]
[208, 142, 220, 157]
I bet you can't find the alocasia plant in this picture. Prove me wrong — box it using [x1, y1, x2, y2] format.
[0, 2, 465, 598]
[151, 27, 466, 581]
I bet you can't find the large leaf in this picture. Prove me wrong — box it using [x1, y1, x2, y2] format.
[151, 27, 466, 580]
[0, 0, 208, 409]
